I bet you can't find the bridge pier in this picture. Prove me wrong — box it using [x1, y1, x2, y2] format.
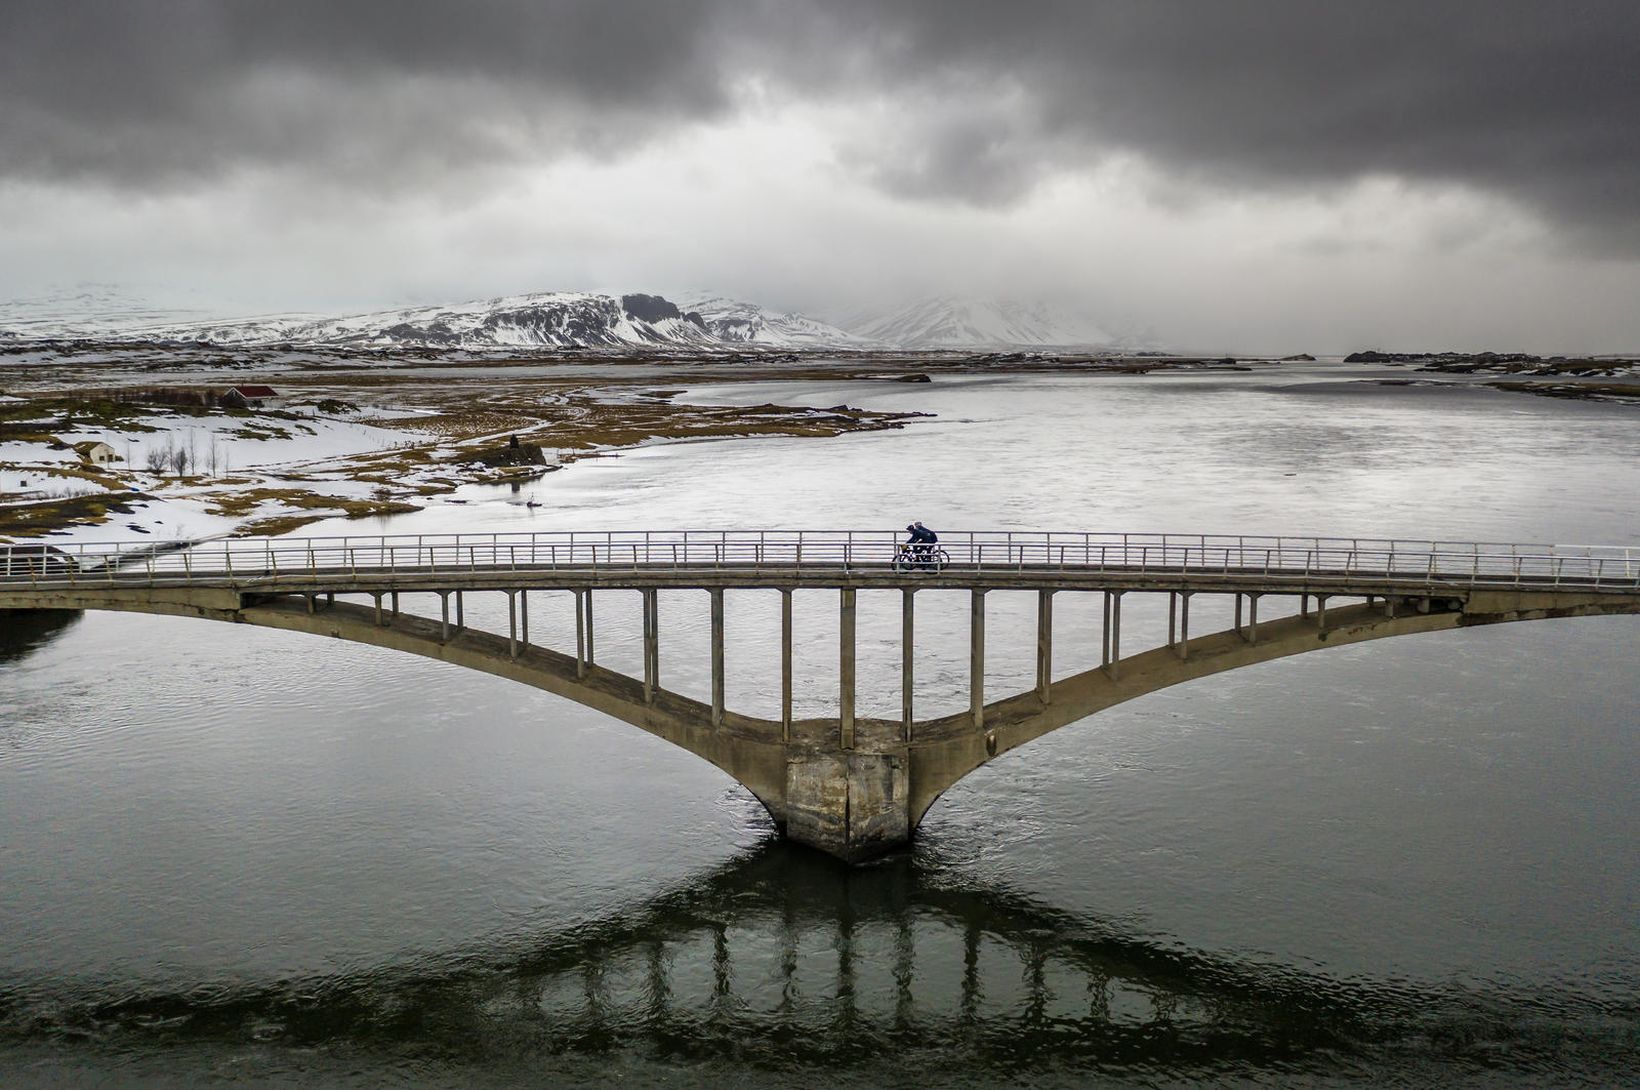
[783, 749, 909, 864]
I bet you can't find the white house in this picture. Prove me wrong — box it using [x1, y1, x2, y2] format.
[72, 440, 118, 466]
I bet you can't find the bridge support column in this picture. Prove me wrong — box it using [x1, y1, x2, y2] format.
[507, 590, 518, 659]
[902, 589, 915, 741]
[783, 750, 909, 864]
[439, 591, 450, 642]
[840, 588, 856, 749]
[520, 589, 529, 648]
[642, 588, 659, 704]
[781, 589, 793, 741]
[710, 588, 725, 726]
[1110, 591, 1122, 677]
[455, 590, 463, 631]
[575, 590, 593, 677]
[971, 589, 986, 730]
[1102, 591, 1112, 669]
[1036, 590, 1053, 704]
[1170, 592, 1192, 660]
[1316, 594, 1328, 631]
[1248, 593, 1259, 643]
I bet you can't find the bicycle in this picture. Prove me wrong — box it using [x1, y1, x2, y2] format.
[893, 542, 950, 573]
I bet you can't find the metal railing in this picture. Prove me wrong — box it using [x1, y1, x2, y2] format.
[2, 530, 1638, 592]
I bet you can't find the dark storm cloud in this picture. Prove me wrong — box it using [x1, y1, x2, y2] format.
[3, 1, 1638, 250]
[0, 0, 732, 184]
[783, 0, 1640, 251]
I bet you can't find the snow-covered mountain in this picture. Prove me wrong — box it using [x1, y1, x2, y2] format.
[1, 285, 1127, 352]
[0, 283, 221, 338]
[847, 296, 1114, 349]
[137, 292, 730, 350]
[61, 291, 870, 351]
[679, 294, 875, 347]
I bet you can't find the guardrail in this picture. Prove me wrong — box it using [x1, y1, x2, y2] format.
[3, 531, 1638, 591]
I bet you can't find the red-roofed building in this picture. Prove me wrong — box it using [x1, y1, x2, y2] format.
[222, 385, 279, 408]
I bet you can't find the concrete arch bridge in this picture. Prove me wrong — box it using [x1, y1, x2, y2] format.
[3, 530, 1637, 861]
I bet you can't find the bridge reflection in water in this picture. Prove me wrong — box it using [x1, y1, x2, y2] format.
[4, 846, 1628, 1080]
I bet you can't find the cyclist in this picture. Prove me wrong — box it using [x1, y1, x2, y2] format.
[905, 521, 938, 564]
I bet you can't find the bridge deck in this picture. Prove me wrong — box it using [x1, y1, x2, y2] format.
[4, 530, 1638, 597]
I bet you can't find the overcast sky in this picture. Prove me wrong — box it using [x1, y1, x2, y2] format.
[2, 1, 1638, 352]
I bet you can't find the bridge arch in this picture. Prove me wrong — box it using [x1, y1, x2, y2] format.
[5, 529, 1638, 861]
[6, 582, 1636, 863]
[902, 591, 1640, 827]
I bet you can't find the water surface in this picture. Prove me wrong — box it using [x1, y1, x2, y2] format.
[2, 363, 1636, 1085]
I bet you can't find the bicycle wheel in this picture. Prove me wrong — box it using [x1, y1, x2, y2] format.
[932, 549, 950, 573]
[893, 549, 912, 573]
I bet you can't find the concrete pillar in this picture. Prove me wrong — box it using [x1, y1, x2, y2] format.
[1234, 593, 1243, 638]
[710, 588, 725, 726]
[390, 590, 399, 618]
[439, 591, 449, 642]
[781, 588, 793, 740]
[507, 590, 518, 659]
[1036, 589, 1053, 704]
[520, 589, 529, 648]
[840, 588, 856, 750]
[1248, 592, 1259, 643]
[372, 592, 383, 627]
[642, 588, 658, 704]
[971, 588, 986, 730]
[575, 590, 587, 677]
[1101, 591, 1111, 667]
[583, 589, 594, 664]
[1167, 591, 1176, 647]
[901, 588, 915, 741]
[1179, 591, 1192, 660]
[455, 590, 463, 630]
[1316, 594, 1328, 631]
[1110, 591, 1122, 677]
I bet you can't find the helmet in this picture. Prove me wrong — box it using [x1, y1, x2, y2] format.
[914, 521, 925, 528]
[906, 524, 917, 532]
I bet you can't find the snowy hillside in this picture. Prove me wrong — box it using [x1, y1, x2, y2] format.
[679, 295, 876, 347]
[848, 297, 1114, 349]
[64, 291, 878, 351]
[2, 286, 1126, 352]
[0, 284, 222, 338]
[136, 292, 730, 350]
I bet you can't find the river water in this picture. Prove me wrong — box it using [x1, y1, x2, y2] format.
[2, 363, 1637, 1086]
